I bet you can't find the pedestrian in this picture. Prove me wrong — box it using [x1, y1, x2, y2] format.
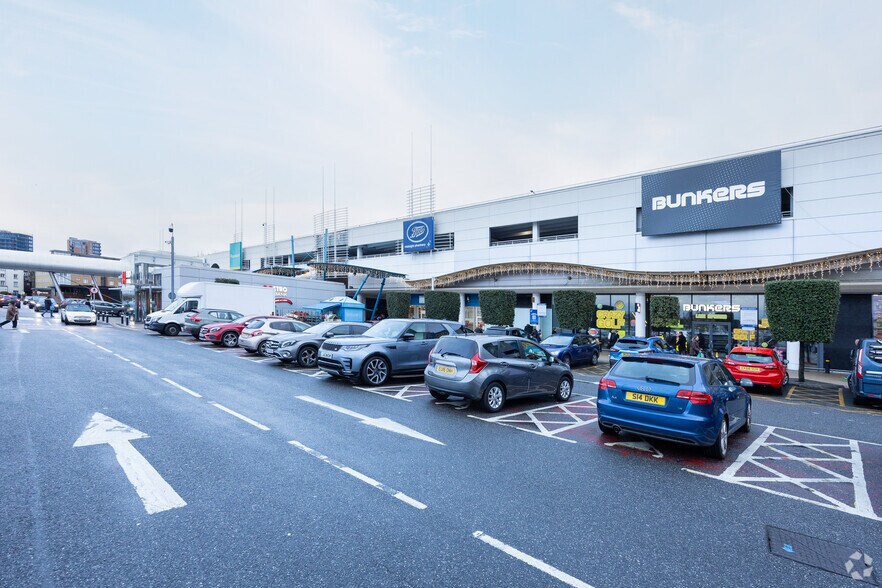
[849, 338, 861, 363]
[675, 331, 687, 354]
[41, 297, 54, 318]
[608, 330, 619, 350]
[0, 297, 19, 329]
[689, 335, 701, 357]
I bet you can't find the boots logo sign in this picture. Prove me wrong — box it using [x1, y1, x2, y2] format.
[641, 151, 782, 236]
[403, 217, 435, 253]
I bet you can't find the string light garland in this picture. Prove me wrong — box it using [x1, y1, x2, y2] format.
[406, 248, 882, 290]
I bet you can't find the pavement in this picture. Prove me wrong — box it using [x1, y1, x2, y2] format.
[2, 308, 881, 587]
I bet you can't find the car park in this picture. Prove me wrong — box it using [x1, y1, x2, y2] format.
[317, 318, 465, 385]
[723, 346, 789, 394]
[540, 333, 600, 367]
[60, 303, 97, 326]
[239, 318, 309, 356]
[847, 338, 882, 405]
[596, 355, 753, 459]
[609, 336, 677, 365]
[425, 335, 574, 412]
[199, 314, 281, 347]
[184, 309, 243, 338]
[265, 321, 370, 366]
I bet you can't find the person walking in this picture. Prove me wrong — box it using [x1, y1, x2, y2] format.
[41, 297, 54, 318]
[688, 335, 702, 357]
[0, 298, 20, 329]
[675, 331, 687, 355]
[608, 330, 619, 350]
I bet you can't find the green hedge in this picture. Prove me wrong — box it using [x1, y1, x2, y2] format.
[385, 291, 411, 319]
[479, 290, 516, 326]
[650, 295, 680, 330]
[553, 290, 596, 331]
[765, 280, 840, 343]
[214, 278, 240, 284]
[425, 291, 460, 321]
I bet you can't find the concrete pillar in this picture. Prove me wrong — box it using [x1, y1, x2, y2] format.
[532, 222, 539, 242]
[458, 293, 466, 324]
[634, 292, 647, 337]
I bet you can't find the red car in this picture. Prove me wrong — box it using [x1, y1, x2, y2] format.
[724, 346, 789, 393]
[199, 315, 284, 348]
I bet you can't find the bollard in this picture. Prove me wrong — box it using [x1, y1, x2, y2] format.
[824, 358, 831, 373]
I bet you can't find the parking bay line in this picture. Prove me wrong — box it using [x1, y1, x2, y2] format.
[130, 362, 158, 376]
[96, 345, 113, 353]
[287, 440, 427, 510]
[472, 531, 594, 588]
[210, 402, 270, 431]
[161, 378, 202, 398]
[113, 354, 131, 362]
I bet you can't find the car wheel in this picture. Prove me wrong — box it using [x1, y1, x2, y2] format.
[598, 421, 616, 435]
[590, 352, 598, 366]
[429, 390, 449, 400]
[554, 377, 573, 402]
[361, 356, 390, 386]
[560, 355, 571, 368]
[244, 348, 256, 354]
[481, 383, 506, 413]
[739, 402, 752, 433]
[708, 417, 729, 460]
[852, 391, 867, 406]
[297, 346, 318, 368]
[163, 323, 180, 337]
[221, 332, 239, 347]
[257, 341, 269, 356]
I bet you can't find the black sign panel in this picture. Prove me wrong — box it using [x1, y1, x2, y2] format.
[641, 151, 782, 236]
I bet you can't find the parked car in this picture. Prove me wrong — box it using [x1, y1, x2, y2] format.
[184, 309, 243, 338]
[609, 336, 677, 365]
[540, 333, 601, 367]
[317, 318, 466, 385]
[60, 302, 98, 326]
[484, 326, 528, 338]
[199, 314, 282, 347]
[425, 335, 574, 412]
[91, 300, 125, 316]
[847, 339, 882, 405]
[596, 355, 753, 459]
[239, 318, 309, 356]
[265, 321, 371, 366]
[723, 346, 789, 394]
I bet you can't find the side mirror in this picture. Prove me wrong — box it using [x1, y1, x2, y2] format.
[739, 378, 754, 387]
[783, 359, 789, 365]
[323, 332, 335, 338]
[400, 332, 415, 341]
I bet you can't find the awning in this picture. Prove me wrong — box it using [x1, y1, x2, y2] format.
[303, 301, 342, 312]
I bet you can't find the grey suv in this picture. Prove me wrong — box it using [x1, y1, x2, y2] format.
[317, 318, 465, 385]
[265, 321, 370, 366]
[424, 335, 574, 412]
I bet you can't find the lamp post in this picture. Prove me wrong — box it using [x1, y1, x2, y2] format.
[168, 224, 176, 302]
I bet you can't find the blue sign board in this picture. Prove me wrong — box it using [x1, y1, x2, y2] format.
[641, 151, 782, 236]
[403, 217, 435, 253]
[229, 242, 243, 270]
[529, 309, 539, 325]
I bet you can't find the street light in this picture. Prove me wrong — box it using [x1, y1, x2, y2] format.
[167, 224, 176, 302]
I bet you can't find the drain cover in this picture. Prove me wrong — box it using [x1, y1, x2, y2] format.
[766, 526, 877, 585]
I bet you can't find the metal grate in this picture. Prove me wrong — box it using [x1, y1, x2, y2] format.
[766, 526, 876, 585]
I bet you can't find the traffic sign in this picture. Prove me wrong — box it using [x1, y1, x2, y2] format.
[168, 292, 177, 301]
[529, 309, 539, 325]
[90, 286, 99, 294]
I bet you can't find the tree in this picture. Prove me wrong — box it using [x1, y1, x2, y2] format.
[553, 290, 596, 331]
[425, 291, 460, 321]
[764, 279, 840, 383]
[478, 290, 516, 327]
[650, 295, 680, 333]
[385, 291, 411, 319]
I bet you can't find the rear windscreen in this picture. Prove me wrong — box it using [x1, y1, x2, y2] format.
[433, 337, 477, 358]
[728, 353, 774, 364]
[246, 320, 265, 329]
[611, 359, 695, 385]
[866, 341, 882, 363]
[616, 339, 647, 350]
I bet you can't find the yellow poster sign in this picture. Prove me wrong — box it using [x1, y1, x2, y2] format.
[597, 309, 626, 329]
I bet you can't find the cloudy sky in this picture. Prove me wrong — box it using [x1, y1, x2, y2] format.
[2, 0, 881, 257]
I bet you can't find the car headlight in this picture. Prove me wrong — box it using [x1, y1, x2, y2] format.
[341, 344, 368, 351]
[208, 326, 220, 332]
[281, 341, 296, 347]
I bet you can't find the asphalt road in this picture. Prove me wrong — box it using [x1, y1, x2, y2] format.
[2, 308, 880, 587]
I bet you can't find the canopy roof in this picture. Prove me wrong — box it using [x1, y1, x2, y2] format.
[307, 262, 406, 279]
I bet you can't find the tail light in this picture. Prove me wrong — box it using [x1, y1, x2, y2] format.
[676, 390, 713, 404]
[611, 347, 620, 352]
[252, 330, 263, 337]
[193, 317, 202, 323]
[857, 349, 864, 379]
[598, 378, 617, 390]
[469, 353, 488, 373]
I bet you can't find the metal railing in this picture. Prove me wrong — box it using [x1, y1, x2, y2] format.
[489, 238, 533, 247]
[538, 233, 578, 242]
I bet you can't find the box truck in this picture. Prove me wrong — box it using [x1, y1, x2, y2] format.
[144, 282, 276, 336]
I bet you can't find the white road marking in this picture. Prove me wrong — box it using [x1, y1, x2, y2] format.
[288, 440, 427, 509]
[296, 395, 444, 445]
[161, 378, 202, 398]
[96, 345, 113, 353]
[210, 402, 270, 431]
[73, 413, 186, 515]
[130, 362, 158, 376]
[18, 329, 29, 333]
[82, 339, 97, 345]
[472, 531, 594, 588]
[604, 440, 663, 458]
[113, 354, 131, 362]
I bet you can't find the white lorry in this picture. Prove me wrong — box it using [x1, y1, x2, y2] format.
[144, 282, 276, 336]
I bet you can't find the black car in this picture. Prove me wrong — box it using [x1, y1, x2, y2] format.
[91, 300, 125, 316]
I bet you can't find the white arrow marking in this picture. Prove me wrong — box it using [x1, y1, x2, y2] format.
[73, 412, 186, 514]
[296, 395, 444, 445]
[604, 440, 663, 458]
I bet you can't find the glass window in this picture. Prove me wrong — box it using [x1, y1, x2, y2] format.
[329, 325, 351, 336]
[246, 320, 265, 329]
[611, 358, 695, 385]
[434, 337, 478, 358]
[351, 325, 369, 335]
[490, 340, 521, 358]
[519, 340, 548, 361]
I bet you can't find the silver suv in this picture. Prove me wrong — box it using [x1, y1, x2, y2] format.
[317, 318, 466, 385]
[265, 321, 370, 367]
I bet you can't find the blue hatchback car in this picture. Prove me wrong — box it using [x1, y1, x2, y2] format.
[540, 333, 601, 367]
[847, 339, 882, 405]
[596, 355, 753, 459]
[609, 336, 677, 365]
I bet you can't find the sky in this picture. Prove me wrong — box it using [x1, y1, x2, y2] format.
[2, 0, 881, 258]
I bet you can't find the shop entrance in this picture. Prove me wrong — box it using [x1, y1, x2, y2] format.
[694, 322, 731, 357]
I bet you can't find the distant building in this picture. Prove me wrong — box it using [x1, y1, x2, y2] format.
[0, 231, 33, 293]
[0, 231, 33, 252]
[68, 237, 102, 257]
